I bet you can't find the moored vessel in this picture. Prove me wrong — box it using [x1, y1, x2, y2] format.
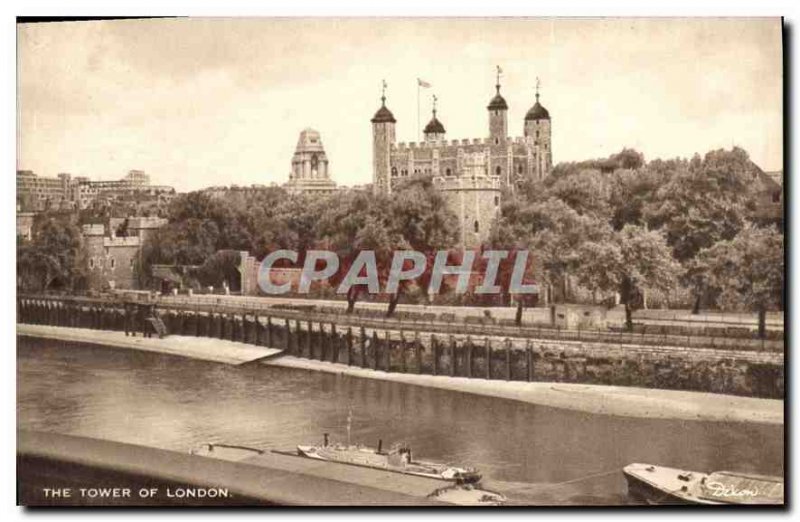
[297, 433, 481, 484]
[623, 463, 783, 505]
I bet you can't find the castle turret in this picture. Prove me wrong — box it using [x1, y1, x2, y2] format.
[371, 81, 396, 195]
[423, 95, 446, 142]
[523, 79, 552, 180]
[487, 67, 508, 144]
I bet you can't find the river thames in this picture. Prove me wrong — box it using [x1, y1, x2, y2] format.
[17, 337, 784, 505]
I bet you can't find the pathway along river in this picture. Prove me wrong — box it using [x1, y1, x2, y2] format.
[17, 337, 784, 505]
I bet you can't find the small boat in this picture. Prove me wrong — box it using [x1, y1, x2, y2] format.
[297, 436, 482, 484]
[623, 463, 783, 505]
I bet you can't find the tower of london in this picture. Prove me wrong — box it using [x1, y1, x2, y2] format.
[371, 72, 553, 247]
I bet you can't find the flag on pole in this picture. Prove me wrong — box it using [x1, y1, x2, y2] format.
[418, 78, 432, 88]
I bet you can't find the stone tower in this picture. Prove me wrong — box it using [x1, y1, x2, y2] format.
[487, 70, 508, 145]
[523, 80, 552, 180]
[371, 84, 396, 195]
[285, 128, 337, 194]
[423, 95, 446, 142]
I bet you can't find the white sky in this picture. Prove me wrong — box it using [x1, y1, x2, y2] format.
[17, 17, 783, 191]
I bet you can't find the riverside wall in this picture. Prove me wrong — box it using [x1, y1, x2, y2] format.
[17, 297, 784, 399]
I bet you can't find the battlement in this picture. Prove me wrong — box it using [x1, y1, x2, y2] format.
[434, 176, 502, 191]
[392, 136, 532, 151]
[82, 224, 105, 236]
[127, 216, 168, 230]
[103, 236, 141, 248]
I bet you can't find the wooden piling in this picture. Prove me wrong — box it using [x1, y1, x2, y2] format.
[384, 331, 391, 371]
[400, 331, 407, 373]
[306, 321, 314, 359]
[465, 336, 473, 378]
[415, 333, 422, 374]
[360, 327, 367, 368]
[372, 331, 380, 371]
[432, 335, 438, 376]
[266, 316, 273, 347]
[485, 337, 492, 379]
[346, 327, 353, 366]
[296, 320, 303, 357]
[331, 324, 338, 363]
[449, 335, 456, 377]
[526, 341, 533, 382]
[505, 338, 512, 381]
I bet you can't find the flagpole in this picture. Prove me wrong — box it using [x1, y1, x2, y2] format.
[417, 80, 420, 142]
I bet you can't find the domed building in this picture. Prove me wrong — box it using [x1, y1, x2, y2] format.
[371, 71, 554, 247]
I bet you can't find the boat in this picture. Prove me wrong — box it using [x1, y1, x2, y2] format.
[623, 463, 783, 505]
[297, 436, 482, 484]
[297, 409, 481, 484]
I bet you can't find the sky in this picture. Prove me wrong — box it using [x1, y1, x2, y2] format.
[17, 17, 783, 191]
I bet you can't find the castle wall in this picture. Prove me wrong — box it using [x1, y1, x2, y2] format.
[389, 137, 538, 187]
[83, 231, 140, 290]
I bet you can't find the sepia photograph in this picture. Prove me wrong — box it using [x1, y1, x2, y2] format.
[14, 13, 786, 509]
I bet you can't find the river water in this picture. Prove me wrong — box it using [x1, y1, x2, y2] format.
[17, 337, 784, 505]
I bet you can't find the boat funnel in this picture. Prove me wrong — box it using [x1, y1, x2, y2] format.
[378, 439, 383, 454]
[323, 433, 329, 447]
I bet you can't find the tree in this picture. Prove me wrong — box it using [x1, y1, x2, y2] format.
[697, 225, 784, 338]
[545, 169, 612, 220]
[576, 225, 679, 331]
[644, 147, 760, 313]
[315, 191, 398, 313]
[384, 176, 460, 314]
[17, 216, 86, 293]
[192, 250, 243, 291]
[491, 196, 608, 304]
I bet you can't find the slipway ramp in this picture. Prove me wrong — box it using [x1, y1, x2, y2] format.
[17, 324, 283, 365]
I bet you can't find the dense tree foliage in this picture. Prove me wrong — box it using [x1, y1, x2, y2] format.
[694, 225, 784, 337]
[491, 146, 781, 328]
[18, 217, 86, 293]
[141, 179, 459, 315]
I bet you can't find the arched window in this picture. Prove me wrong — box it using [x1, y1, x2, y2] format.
[495, 166, 502, 176]
[474, 220, 480, 233]
[536, 130, 540, 138]
[494, 195, 500, 207]
[89, 258, 95, 269]
[517, 164, 523, 174]
[494, 137, 499, 145]
[445, 168, 452, 176]
[391, 167, 398, 177]
[110, 257, 116, 269]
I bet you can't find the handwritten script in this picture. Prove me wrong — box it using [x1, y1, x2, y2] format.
[705, 482, 759, 498]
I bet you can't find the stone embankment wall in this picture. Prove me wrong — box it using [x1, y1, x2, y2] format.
[17, 297, 783, 399]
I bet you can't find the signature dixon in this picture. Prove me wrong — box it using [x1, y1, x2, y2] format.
[705, 482, 759, 498]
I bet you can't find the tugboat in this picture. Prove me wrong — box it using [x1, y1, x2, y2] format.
[623, 463, 783, 505]
[297, 411, 481, 484]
